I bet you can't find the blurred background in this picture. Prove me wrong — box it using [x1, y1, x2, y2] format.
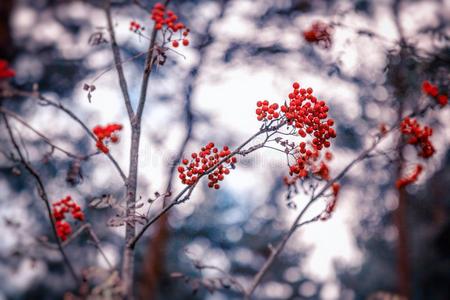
[0, 0, 449, 299]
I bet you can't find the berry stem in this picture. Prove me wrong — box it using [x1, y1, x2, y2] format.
[104, 0, 134, 122]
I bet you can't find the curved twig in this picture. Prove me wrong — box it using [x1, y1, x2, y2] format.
[2, 113, 80, 285]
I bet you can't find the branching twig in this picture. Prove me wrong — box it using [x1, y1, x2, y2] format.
[243, 103, 434, 299]
[2, 113, 80, 285]
[0, 107, 92, 160]
[39, 223, 114, 270]
[128, 121, 286, 249]
[8, 89, 127, 183]
[119, 1, 170, 297]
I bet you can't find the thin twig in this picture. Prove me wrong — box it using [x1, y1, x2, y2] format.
[0, 107, 92, 160]
[2, 113, 80, 285]
[38, 223, 114, 270]
[104, 0, 134, 122]
[10, 89, 127, 183]
[243, 103, 434, 299]
[128, 121, 286, 249]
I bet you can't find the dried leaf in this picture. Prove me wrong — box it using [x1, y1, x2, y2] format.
[89, 195, 115, 209]
[107, 216, 126, 227]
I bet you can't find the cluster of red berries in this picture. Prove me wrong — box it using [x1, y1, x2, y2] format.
[314, 161, 330, 180]
[178, 142, 236, 189]
[400, 117, 435, 159]
[303, 21, 333, 49]
[285, 83, 336, 179]
[422, 80, 448, 107]
[396, 164, 423, 189]
[92, 123, 123, 154]
[313, 152, 333, 180]
[256, 100, 280, 121]
[0, 59, 15, 79]
[52, 196, 84, 241]
[320, 182, 340, 221]
[151, 2, 190, 48]
[282, 83, 336, 149]
[129, 21, 145, 32]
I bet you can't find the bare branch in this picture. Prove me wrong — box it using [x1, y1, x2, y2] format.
[39, 223, 114, 271]
[104, 0, 134, 122]
[9, 89, 127, 183]
[128, 121, 286, 249]
[2, 113, 80, 285]
[243, 103, 434, 299]
[0, 107, 92, 160]
[135, 0, 171, 123]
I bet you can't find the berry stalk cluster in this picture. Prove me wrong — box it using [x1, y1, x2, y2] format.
[320, 182, 340, 221]
[0, 59, 15, 79]
[303, 21, 333, 49]
[422, 80, 448, 107]
[52, 196, 84, 241]
[400, 117, 435, 159]
[178, 143, 236, 189]
[396, 164, 423, 189]
[150, 2, 190, 48]
[92, 123, 123, 154]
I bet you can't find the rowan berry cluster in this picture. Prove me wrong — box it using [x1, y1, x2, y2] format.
[314, 161, 330, 180]
[255, 100, 280, 121]
[178, 142, 236, 189]
[303, 21, 333, 48]
[150, 2, 190, 48]
[285, 83, 336, 179]
[422, 80, 448, 107]
[400, 117, 435, 159]
[52, 196, 84, 241]
[396, 164, 423, 189]
[92, 123, 123, 154]
[320, 182, 340, 221]
[0, 59, 15, 79]
[129, 21, 145, 32]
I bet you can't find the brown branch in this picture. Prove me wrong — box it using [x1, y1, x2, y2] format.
[104, 0, 134, 122]
[2, 112, 80, 285]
